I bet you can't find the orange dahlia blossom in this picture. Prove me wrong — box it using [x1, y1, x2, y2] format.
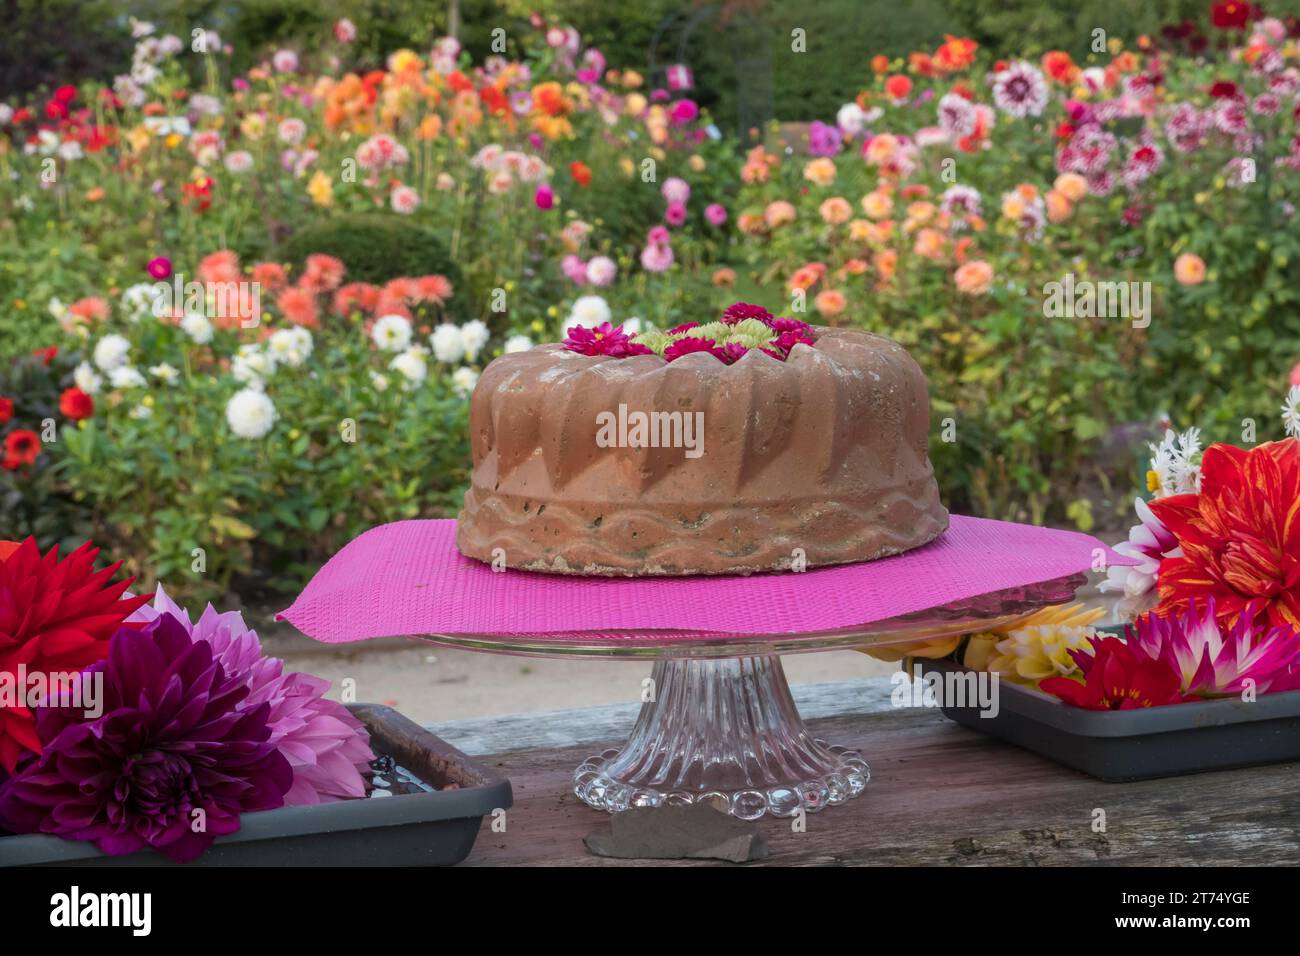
[1148, 439, 1300, 630]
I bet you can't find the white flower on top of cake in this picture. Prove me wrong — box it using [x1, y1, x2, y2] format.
[371, 314, 413, 352]
[226, 388, 278, 439]
[504, 334, 533, 354]
[566, 295, 611, 336]
[430, 323, 465, 363]
[460, 320, 490, 360]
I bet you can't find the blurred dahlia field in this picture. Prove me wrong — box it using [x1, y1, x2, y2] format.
[1, 7, 1299, 602]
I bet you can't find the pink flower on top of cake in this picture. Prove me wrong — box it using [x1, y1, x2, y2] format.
[711, 342, 751, 364]
[663, 336, 719, 361]
[772, 329, 816, 352]
[720, 301, 773, 325]
[563, 322, 653, 357]
[769, 317, 812, 335]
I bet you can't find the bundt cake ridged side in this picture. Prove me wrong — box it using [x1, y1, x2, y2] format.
[455, 327, 948, 575]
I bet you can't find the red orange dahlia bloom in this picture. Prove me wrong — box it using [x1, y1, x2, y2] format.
[1148, 439, 1300, 631]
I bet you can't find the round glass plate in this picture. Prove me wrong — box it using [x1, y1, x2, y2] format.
[415, 573, 1087, 660]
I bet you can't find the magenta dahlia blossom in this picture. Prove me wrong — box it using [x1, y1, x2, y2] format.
[663, 336, 719, 361]
[720, 302, 773, 325]
[132, 586, 374, 805]
[563, 322, 652, 357]
[1126, 599, 1300, 697]
[0, 614, 292, 862]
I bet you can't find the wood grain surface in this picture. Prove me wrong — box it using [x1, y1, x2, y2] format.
[461, 707, 1300, 866]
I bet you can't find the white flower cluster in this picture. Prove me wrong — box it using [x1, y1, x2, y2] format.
[1283, 385, 1300, 439]
[1147, 427, 1202, 498]
[429, 320, 490, 363]
[231, 328, 314, 390]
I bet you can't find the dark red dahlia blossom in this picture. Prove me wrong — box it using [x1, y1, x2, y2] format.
[720, 302, 774, 325]
[1211, 1, 1254, 30]
[0, 614, 292, 862]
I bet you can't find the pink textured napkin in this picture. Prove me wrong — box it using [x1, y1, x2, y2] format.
[279, 516, 1134, 643]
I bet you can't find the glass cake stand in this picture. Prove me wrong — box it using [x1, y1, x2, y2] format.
[419, 573, 1086, 820]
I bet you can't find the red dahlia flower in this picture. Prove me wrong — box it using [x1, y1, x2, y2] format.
[1210, 1, 1254, 30]
[58, 387, 94, 421]
[2, 430, 41, 470]
[0, 539, 151, 773]
[1149, 439, 1300, 631]
[1040, 636, 1197, 710]
[0, 397, 12, 425]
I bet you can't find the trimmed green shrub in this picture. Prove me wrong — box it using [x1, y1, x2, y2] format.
[278, 214, 464, 290]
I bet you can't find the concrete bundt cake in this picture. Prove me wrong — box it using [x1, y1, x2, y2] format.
[456, 303, 948, 575]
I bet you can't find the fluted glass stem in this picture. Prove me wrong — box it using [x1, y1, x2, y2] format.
[574, 656, 869, 819]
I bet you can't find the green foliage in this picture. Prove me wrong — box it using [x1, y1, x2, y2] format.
[54, 325, 472, 602]
[278, 215, 464, 289]
[0, 350, 94, 549]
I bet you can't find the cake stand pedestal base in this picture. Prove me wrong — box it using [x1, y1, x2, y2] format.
[573, 656, 870, 820]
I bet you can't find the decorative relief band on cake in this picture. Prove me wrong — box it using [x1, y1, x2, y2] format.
[456, 484, 949, 576]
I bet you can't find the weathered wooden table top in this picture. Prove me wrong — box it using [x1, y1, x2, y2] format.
[430, 678, 1300, 867]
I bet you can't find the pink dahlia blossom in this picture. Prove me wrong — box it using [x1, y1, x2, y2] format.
[585, 255, 617, 286]
[534, 183, 554, 209]
[992, 61, 1049, 118]
[664, 201, 687, 226]
[1099, 495, 1179, 600]
[132, 587, 373, 805]
[705, 203, 727, 226]
[334, 18, 357, 43]
[640, 242, 674, 272]
[661, 176, 690, 204]
[1127, 600, 1300, 697]
[272, 49, 300, 74]
[561, 255, 588, 284]
[391, 185, 420, 214]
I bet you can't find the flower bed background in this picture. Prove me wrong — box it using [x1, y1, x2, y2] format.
[2, 4, 1300, 604]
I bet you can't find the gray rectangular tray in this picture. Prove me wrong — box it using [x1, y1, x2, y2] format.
[0, 703, 512, 866]
[927, 659, 1300, 781]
